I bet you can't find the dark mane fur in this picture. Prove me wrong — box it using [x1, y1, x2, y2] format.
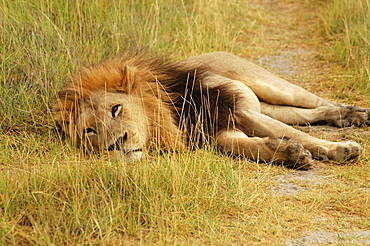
[54, 52, 240, 148]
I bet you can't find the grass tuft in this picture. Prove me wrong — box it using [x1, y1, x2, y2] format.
[320, 0, 370, 92]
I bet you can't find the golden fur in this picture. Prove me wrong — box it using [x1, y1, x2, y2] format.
[53, 54, 186, 153]
[54, 52, 369, 168]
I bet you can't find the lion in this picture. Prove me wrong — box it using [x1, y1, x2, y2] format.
[53, 52, 370, 169]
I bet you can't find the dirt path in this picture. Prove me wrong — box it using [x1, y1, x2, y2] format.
[240, 1, 370, 244]
[242, 0, 370, 144]
[243, 1, 332, 93]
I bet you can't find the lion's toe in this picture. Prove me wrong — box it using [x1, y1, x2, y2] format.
[334, 106, 368, 127]
[366, 108, 370, 125]
[267, 137, 313, 169]
[287, 147, 313, 170]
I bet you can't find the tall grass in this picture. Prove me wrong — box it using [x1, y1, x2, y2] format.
[0, 0, 262, 244]
[1, 151, 257, 244]
[321, 0, 370, 91]
[1, 0, 250, 134]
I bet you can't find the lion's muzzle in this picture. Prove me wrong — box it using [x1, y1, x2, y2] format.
[108, 133, 143, 162]
[108, 134, 128, 151]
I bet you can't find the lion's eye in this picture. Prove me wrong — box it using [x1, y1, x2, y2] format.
[83, 128, 97, 135]
[111, 104, 122, 118]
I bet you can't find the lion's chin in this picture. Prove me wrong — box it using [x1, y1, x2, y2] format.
[124, 149, 143, 162]
[107, 149, 143, 163]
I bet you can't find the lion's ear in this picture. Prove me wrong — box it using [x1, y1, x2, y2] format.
[120, 65, 140, 93]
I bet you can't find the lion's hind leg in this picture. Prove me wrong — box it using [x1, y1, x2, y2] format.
[179, 52, 334, 108]
[216, 129, 313, 169]
[261, 102, 369, 127]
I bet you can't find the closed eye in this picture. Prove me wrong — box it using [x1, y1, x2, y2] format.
[111, 104, 122, 118]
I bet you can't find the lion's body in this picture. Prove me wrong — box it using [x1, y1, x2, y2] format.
[54, 52, 369, 169]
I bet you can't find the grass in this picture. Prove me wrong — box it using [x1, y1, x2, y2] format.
[320, 0, 370, 93]
[1, 0, 370, 245]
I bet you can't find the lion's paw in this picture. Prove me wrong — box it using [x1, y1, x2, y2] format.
[334, 106, 368, 127]
[313, 141, 363, 161]
[266, 137, 313, 170]
[328, 141, 363, 161]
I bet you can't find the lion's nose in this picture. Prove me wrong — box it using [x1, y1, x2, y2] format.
[108, 132, 128, 151]
[116, 132, 128, 146]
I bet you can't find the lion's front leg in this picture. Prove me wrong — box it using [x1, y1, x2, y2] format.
[216, 129, 313, 169]
[234, 109, 363, 161]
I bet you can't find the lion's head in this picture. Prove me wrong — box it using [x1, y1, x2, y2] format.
[53, 54, 185, 161]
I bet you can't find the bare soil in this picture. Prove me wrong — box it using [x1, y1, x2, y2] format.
[241, 0, 370, 244]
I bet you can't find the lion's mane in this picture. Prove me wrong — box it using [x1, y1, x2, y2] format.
[53, 53, 210, 150]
